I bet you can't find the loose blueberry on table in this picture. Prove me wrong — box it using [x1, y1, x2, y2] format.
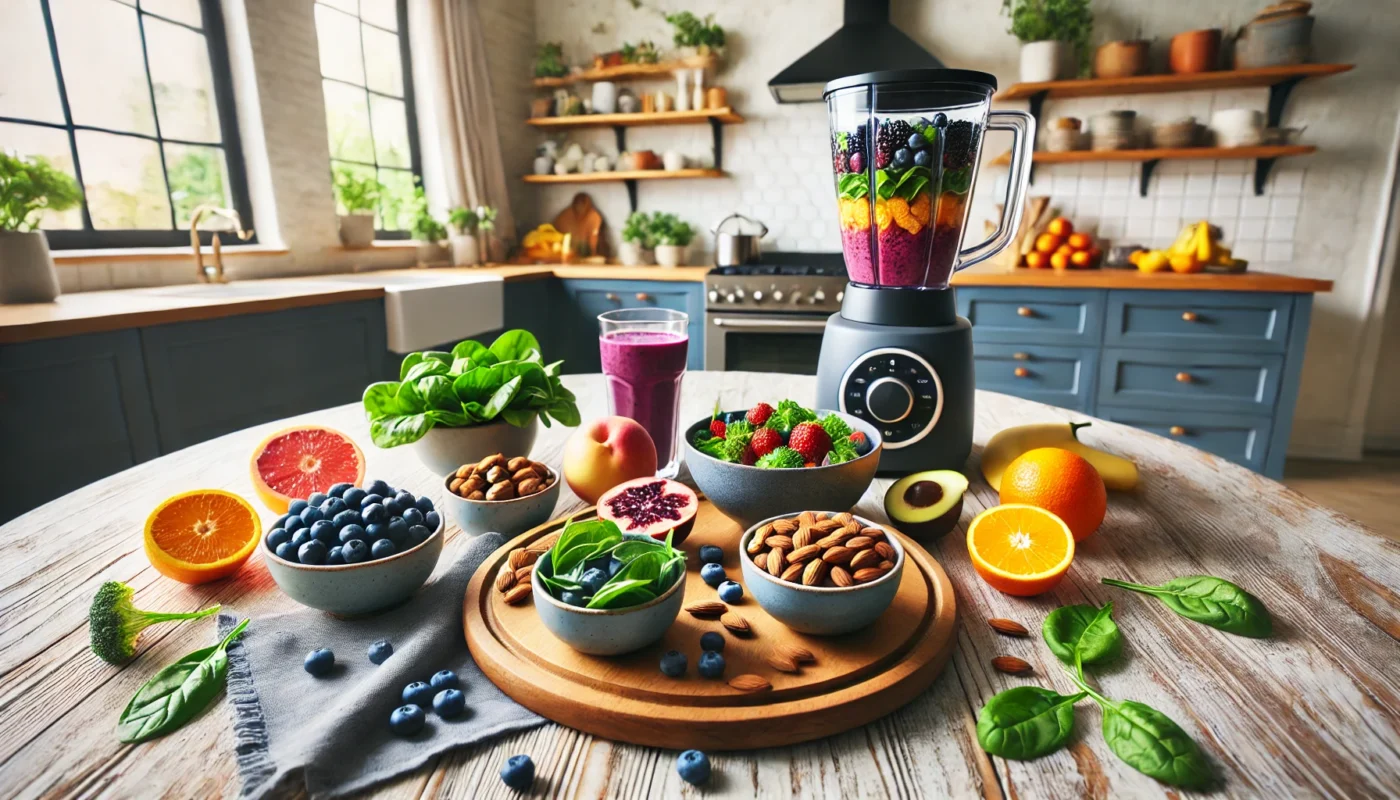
[697, 650, 725, 679]
[698, 545, 723, 565]
[700, 563, 727, 588]
[368, 639, 393, 665]
[676, 749, 712, 785]
[659, 650, 687, 677]
[718, 580, 743, 604]
[430, 669, 459, 691]
[304, 648, 335, 677]
[389, 704, 425, 736]
[433, 688, 466, 719]
[402, 681, 435, 707]
[500, 754, 535, 791]
[700, 631, 725, 653]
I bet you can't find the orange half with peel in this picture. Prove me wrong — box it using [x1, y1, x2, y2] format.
[966, 504, 1075, 596]
[145, 489, 262, 584]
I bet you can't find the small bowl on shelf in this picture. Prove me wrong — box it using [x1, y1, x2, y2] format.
[1153, 118, 1201, 149]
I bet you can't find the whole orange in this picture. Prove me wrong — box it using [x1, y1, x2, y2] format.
[1025, 251, 1049, 269]
[1047, 217, 1073, 237]
[1067, 232, 1092, 250]
[999, 447, 1107, 541]
[1070, 250, 1093, 268]
[1050, 251, 1071, 270]
[1035, 233, 1063, 254]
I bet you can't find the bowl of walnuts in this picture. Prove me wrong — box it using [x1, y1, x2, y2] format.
[442, 453, 561, 536]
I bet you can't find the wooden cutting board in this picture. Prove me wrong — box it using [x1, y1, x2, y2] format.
[552, 192, 604, 258]
[463, 499, 957, 750]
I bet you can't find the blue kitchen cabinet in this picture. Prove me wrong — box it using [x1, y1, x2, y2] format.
[973, 343, 1097, 412]
[1097, 406, 1273, 472]
[958, 287, 1105, 346]
[555, 279, 705, 374]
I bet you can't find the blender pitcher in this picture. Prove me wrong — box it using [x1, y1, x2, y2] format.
[825, 70, 1034, 288]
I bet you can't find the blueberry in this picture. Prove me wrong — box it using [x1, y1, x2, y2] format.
[697, 650, 725, 679]
[424, 510, 441, 531]
[343, 487, 367, 508]
[718, 581, 743, 604]
[367, 479, 392, 497]
[288, 499, 309, 515]
[291, 529, 312, 548]
[389, 704, 425, 736]
[700, 563, 726, 588]
[914, 149, 931, 167]
[320, 497, 347, 518]
[283, 515, 306, 533]
[415, 496, 435, 513]
[500, 755, 534, 791]
[607, 557, 625, 577]
[387, 517, 411, 546]
[580, 567, 610, 596]
[700, 631, 725, 653]
[561, 590, 586, 607]
[267, 528, 291, 549]
[360, 493, 384, 510]
[433, 688, 467, 718]
[366, 522, 388, 541]
[408, 524, 431, 546]
[275, 541, 298, 561]
[339, 523, 367, 544]
[342, 539, 369, 563]
[908, 132, 927, 150]
[328, 482, 353, 498]
[699, 545, 723, 565]
[383, 498, 403, 517]
[300, 506, 325, 525]
[308, 492, 329, 508]
[333, 509, 362, 530]
[368, 639, 394, 665]
[394, 490, 415, 508]
[310, 519, 337, 544]
[401, 507, 424, 527]
[274, 513, 294, 530]
[362, 503, 387, 525]
[584, 556, 612, 574]
[893, 147, 911, 167]
[402, 681, 434, 706]
[303, 648, 334, 676]
[430, 669, 459, 691]
[676, 749, 711, 785]
[932, 112, 948, 127]
[659, 650, 687, 677]
[370, 539, 396, 560]
[724, 410, 746, 424]
[327, 545, 345, 565]
[298, 540, 328, 565]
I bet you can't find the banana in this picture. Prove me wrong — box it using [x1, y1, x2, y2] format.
[1194, 220, 1214, 264]
[1168, 223, 1198, 257]
[981, 422, 1140, 492]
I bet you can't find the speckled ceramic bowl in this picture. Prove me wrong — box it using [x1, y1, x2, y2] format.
[739, 512, 904, 635]
[532, 533, 686, 655]
[410, 417, 539, 478]
[441, 465, 561, 536]
[682, 410, 882, 528]
[264, 517, 443, 616]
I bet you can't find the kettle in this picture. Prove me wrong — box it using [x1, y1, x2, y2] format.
[712, 213, 768, 266]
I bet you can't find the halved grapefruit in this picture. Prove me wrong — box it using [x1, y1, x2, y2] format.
[145, 489, 262, 584]
[249, 425, 366, 512]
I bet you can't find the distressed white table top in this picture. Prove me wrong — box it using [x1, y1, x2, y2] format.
[2, 372, 1396, 799]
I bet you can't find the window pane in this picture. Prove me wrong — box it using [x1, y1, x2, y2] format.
[51, 0, 157, 135]
[145, 19, 221, 143]
[314, 4, 364, 87]
[330, 159, 375, 216]
[141, 0, 202, 28]
[0, 122, 83, 229]
[369, 95, 410, 168]
[378, 168, 414, 231]
[362, 25, 403, 97]
[0, 0, 65, 123]
[320, 0, 358, 14]
[76, 130, 171, 229]
[360, 0, 397, 31]
[323, 81, 374, 163]
[165, 143, 229, 227]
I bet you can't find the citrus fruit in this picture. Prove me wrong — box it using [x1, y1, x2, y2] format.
[999, 447, 1107, 541]
[144, 490, 262, 584]
[1035, 233, 1062, 253]
[249, 425, 366, 512]
[1046, 217, 1073, 237]
[967, 504, 1075, 596]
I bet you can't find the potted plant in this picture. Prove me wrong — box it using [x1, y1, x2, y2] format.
[665, 11, 725, 58]
[0, 151, 81, 305]
[447, 206, 480, 266]
[652, 213, 693, 267]
[1001, 0, 1093, 82]
[409, 186, 449, 267]
[618, 211, 656, 266]
[475, 206, 498, 262]
[332, 167, 381, 249]
[534, 42, 568, 78]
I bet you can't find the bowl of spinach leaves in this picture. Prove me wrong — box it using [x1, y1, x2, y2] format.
[531, 518, 687, 655]
[362, 330, 580, 476]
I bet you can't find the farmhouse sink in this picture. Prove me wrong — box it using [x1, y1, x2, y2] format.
[135, 281, 337, 299]
[321, 271, 504, 353]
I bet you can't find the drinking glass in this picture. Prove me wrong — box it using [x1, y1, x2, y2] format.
[598, 308, 689, 478]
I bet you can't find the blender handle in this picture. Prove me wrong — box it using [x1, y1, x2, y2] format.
[956, 110, 1036, 271]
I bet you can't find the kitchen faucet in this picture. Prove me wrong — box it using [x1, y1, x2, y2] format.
[189, 205, 254, 283]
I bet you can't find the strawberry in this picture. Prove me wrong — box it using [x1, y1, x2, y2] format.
[849, 430, 871, 455]
[749, 427, 782, 458]
[746, 402, 775, 426]
[740, 444, 757, 466]
[710, 419, 726, 438]
[788, 421, 832, 464]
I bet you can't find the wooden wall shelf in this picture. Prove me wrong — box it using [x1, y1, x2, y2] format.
[996, 64, 1353, 102]
[533, 55, 717, 88]
[522, 168, 726, 184]
[990, 145, 1316, 197]
[526, 108, 743, 130]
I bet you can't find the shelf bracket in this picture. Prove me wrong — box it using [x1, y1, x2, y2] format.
[709, 117, 724, 170]
[1266, 77, 1305, 129]
[624, 179, 638, 212]
[1139, 159, 1160, 197]
[613, 125, 627, 155]
[1024, 90, 1047, 187]
[1253, 158, 1277, 196]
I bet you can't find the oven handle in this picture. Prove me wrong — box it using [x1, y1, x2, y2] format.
[711, 317, 829, 330]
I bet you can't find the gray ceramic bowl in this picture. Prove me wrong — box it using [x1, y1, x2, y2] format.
[441, 465, 561, 536]
[739, 512, 904, 635]
[531, 533, 686, 655]
[264, 518, 443, 616]
[682, 410, 882, 527]
[410, 417, 539, 477]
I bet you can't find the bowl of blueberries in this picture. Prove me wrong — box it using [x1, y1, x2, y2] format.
[263, 478, 444, 616]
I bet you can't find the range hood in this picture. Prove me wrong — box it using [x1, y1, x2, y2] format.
[768, 0, 944, 103]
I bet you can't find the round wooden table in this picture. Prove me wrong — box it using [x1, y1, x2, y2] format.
[2, 373, 1396, 798]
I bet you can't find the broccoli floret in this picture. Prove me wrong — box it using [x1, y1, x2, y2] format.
[88, 580, 221, 664]
[826, 437, 859, 465]
[765, 399, 817, 435]
[818, 413, 852, 440]
[756, 446, 805, 469]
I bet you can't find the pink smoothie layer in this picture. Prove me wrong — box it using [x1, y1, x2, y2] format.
[599, 331, 688, 466]
[840, 228, 875, 284]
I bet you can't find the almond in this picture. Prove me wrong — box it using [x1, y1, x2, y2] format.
[788, 544, 821, 563]
[841, 521, 862, 536]
[849, 549, 881, 571]
[764, 534, 794, 551]
[526, 533, 558, 553]
[802, 558, 828, 586]
[992, 656, 1034, 676]
[486, 481, 516, 501]
[830, 566, 854, 587]
[860, 526, 886, 539]
[772, 518, 798, 535]
[455, 464, 475, 479]
[530, 460, 551, 477]
[765, 653, 799, 673]
[721, 612, 751, 635]
[874, 541, 896, 560]
[495, 565, 516, 593]
[832, 511, 854, 526]
[728, 674, 772, 692]
[844, 535, 874, 550]
[477, 452, 505, 472]
[767, 547, 786, 576]
[506, 455, 531, 472]
[780, 562, 805, 583]
[853, 567, 887, 583]
[777, 644, 816, 664]
[513, 565, 534, 583]
[792, 527, 814, 549]
[512, 467, 539, 482]
[507, 548, 531, 570]
[686, 601, 727, 618]
[878, 560, 894, 570]
[502, 584, 532, 605]
[822, 546, 856, 565]
[816, 533, 849, 549]
[988, 618, 1031, 637]
[797, 511, 817, 527]
[449, 477, 466, 494]
[812, 518, 843, 534]
[517, 478, 542, 496]
[748, 524, 774, 553]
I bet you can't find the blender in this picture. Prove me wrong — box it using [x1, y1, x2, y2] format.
[815, 69, 1034, 474]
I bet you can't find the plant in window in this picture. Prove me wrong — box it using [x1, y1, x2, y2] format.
[664, 12, 725, 56]
[651, 212, 694, 267]
[448, 207, 480, 235]
[1001, 0, 1094, 79]
[333, 167, 383, 249]
[534, 42, 569, 78]
[0, 151, 82, 303]
[618, 211, 657, 266]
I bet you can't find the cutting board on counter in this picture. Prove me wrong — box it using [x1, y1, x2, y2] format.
[552, 193, 604, 258]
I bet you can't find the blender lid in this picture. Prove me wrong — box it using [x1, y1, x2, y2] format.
[823, 69, 998, 99]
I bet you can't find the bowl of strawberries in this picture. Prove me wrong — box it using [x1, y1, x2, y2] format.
[682, 400, 883, 527]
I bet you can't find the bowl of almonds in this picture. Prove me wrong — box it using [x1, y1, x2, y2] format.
[442, 453, 561, 536]
[739, 510, 904, 635]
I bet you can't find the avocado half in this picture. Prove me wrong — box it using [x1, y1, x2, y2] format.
[884, 470, 969, 541]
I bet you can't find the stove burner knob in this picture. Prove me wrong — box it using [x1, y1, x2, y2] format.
[866, 377, 914, 424]
[725, 293, 737, 303]
[772, 290, 784, 302]
[813, 289, 826, 303]
[790, 291, 802, 304]
[752, 290, 764, 302]
[735, 288, 746, 300]
[708, 290, 719, 303]
[836, 290, 844, 303]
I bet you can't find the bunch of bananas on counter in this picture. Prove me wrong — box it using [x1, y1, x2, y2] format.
[1130, 221, 1248, 274]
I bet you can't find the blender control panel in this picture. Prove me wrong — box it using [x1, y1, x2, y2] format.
[838, 348, 943, 449]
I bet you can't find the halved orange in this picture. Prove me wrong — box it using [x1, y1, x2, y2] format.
[967, 503, 1075, 596]
[145, 490, 262, 584]
[249, 425, 366, 512]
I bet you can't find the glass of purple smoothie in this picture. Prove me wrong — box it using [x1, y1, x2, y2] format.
[598, 308, 690, 479]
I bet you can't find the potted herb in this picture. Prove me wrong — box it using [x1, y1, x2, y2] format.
[1001, 0, 1093, 82]
[652, 213, 693, 268]
[332, 166, 381, 249]
[618, 211, 656, 266]
[409, 185, 449, 267]
[0, 151, 81, 305]
[665, 11, 725, 58]
[534, 42, 568, 79]
[476, 205, 498, 262]
[447, 206, 480, 266]
[362, 329, 580, 476]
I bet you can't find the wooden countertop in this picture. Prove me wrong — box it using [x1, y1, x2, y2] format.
[3, 373, 1396, 797]
[952, 263, 1334, 293]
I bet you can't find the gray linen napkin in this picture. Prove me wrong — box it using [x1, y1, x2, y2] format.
[217, 532, 544, 798]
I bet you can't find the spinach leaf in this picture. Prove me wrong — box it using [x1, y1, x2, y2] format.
[976, 686, 1087, 760]
[482, 376, 523, 420]
[1043, 602, 1121, 668]
[501, 408, 540, 428]
[943, 165, 973, 195]
[453, 366, 500, 406]
[398, 352, 424, 381]
[837, 172, 869, 200]
[404, 358, 449, 381]
[362, 382, 400, 420]
[418, 375, 458, 411]
[585, 579, 657, 609]
[546, 397, 581, 427]
[608, 539, 662, 562]
[420, 350, 452, 364]
[117, 619, 249, 743]
[1102, 576, 1272, 638]
[370, 413, 432, 447]
[394, 380, 426, 414]
[538, 572, 583, 595]
[451, 338, 497, 368]
[489, 330, 541, 362]
[1101, 700, 1214, 788]
[551, 519, 622, 575]
[426, 409, 471, 427]
[609, 550, 665, 586]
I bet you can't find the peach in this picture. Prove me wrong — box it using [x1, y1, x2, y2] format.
[562, 416, 658, 504]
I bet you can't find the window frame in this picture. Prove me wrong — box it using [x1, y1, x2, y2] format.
[2, 0, 256, 250]
[318, 0, 423, 240]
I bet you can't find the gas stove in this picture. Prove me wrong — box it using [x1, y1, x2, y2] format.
[705, 253, 849, 315]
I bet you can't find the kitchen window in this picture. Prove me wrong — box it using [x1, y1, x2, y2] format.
[314, 0, 422, 239]
[0, 0, 255, 249]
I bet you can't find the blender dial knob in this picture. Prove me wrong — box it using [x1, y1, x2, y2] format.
[866, 377, 914, 424]
[772, 290, 784, 302]
[752, 290, 764, 302]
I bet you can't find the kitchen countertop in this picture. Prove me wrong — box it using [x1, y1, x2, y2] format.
[1, 372, 1394, 797]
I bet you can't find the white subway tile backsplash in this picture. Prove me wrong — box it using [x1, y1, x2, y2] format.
[1211, 195, 1241, 217]
[1267, 217, 1297, 239]
[1237, 218, 1268, 239]
[1153, 217, 1182, 238]
[1156, 196, 1184, 218]
[1265, 242, 1294, 262]
[1239, 194, 1271, 219]
[1181, 196, 1213, 218]
[1271, 194, 1302, 217]
[1156, 173, 1186, 195]
[1234, 239, 1264, 262]
[1126, 216, 1154, 238]
[1271, 169, 1305, 195]
[1214, 173, 1247, 195]
[1185, 173, 1215, 195]
[1099, 219, 1126, 240]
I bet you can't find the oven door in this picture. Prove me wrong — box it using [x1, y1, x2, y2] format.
[705, 314, 829, 374]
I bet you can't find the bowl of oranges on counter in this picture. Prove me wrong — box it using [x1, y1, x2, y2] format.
[1025, 217, 1102, 270]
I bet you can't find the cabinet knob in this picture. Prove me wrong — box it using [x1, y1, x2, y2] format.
[1017, 306, 1034, 317]
[1176, 371, 1192, 383]
[1013, 366, 1030, 378]
[1012, 352, 1030, 361]
[1181, 311, 1199, 322]
[635, 292, 652, 302]
[605, 293, 620, 302]
[1169, 425, 1187, 436]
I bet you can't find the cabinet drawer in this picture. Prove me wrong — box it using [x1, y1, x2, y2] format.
[973, 344, 1095, 412]
[1098, 406, 1271, 471]
[1105, 290, 1292, 353]
[959, 288, 1104, 345]
[1099, 348, 1282, 414]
